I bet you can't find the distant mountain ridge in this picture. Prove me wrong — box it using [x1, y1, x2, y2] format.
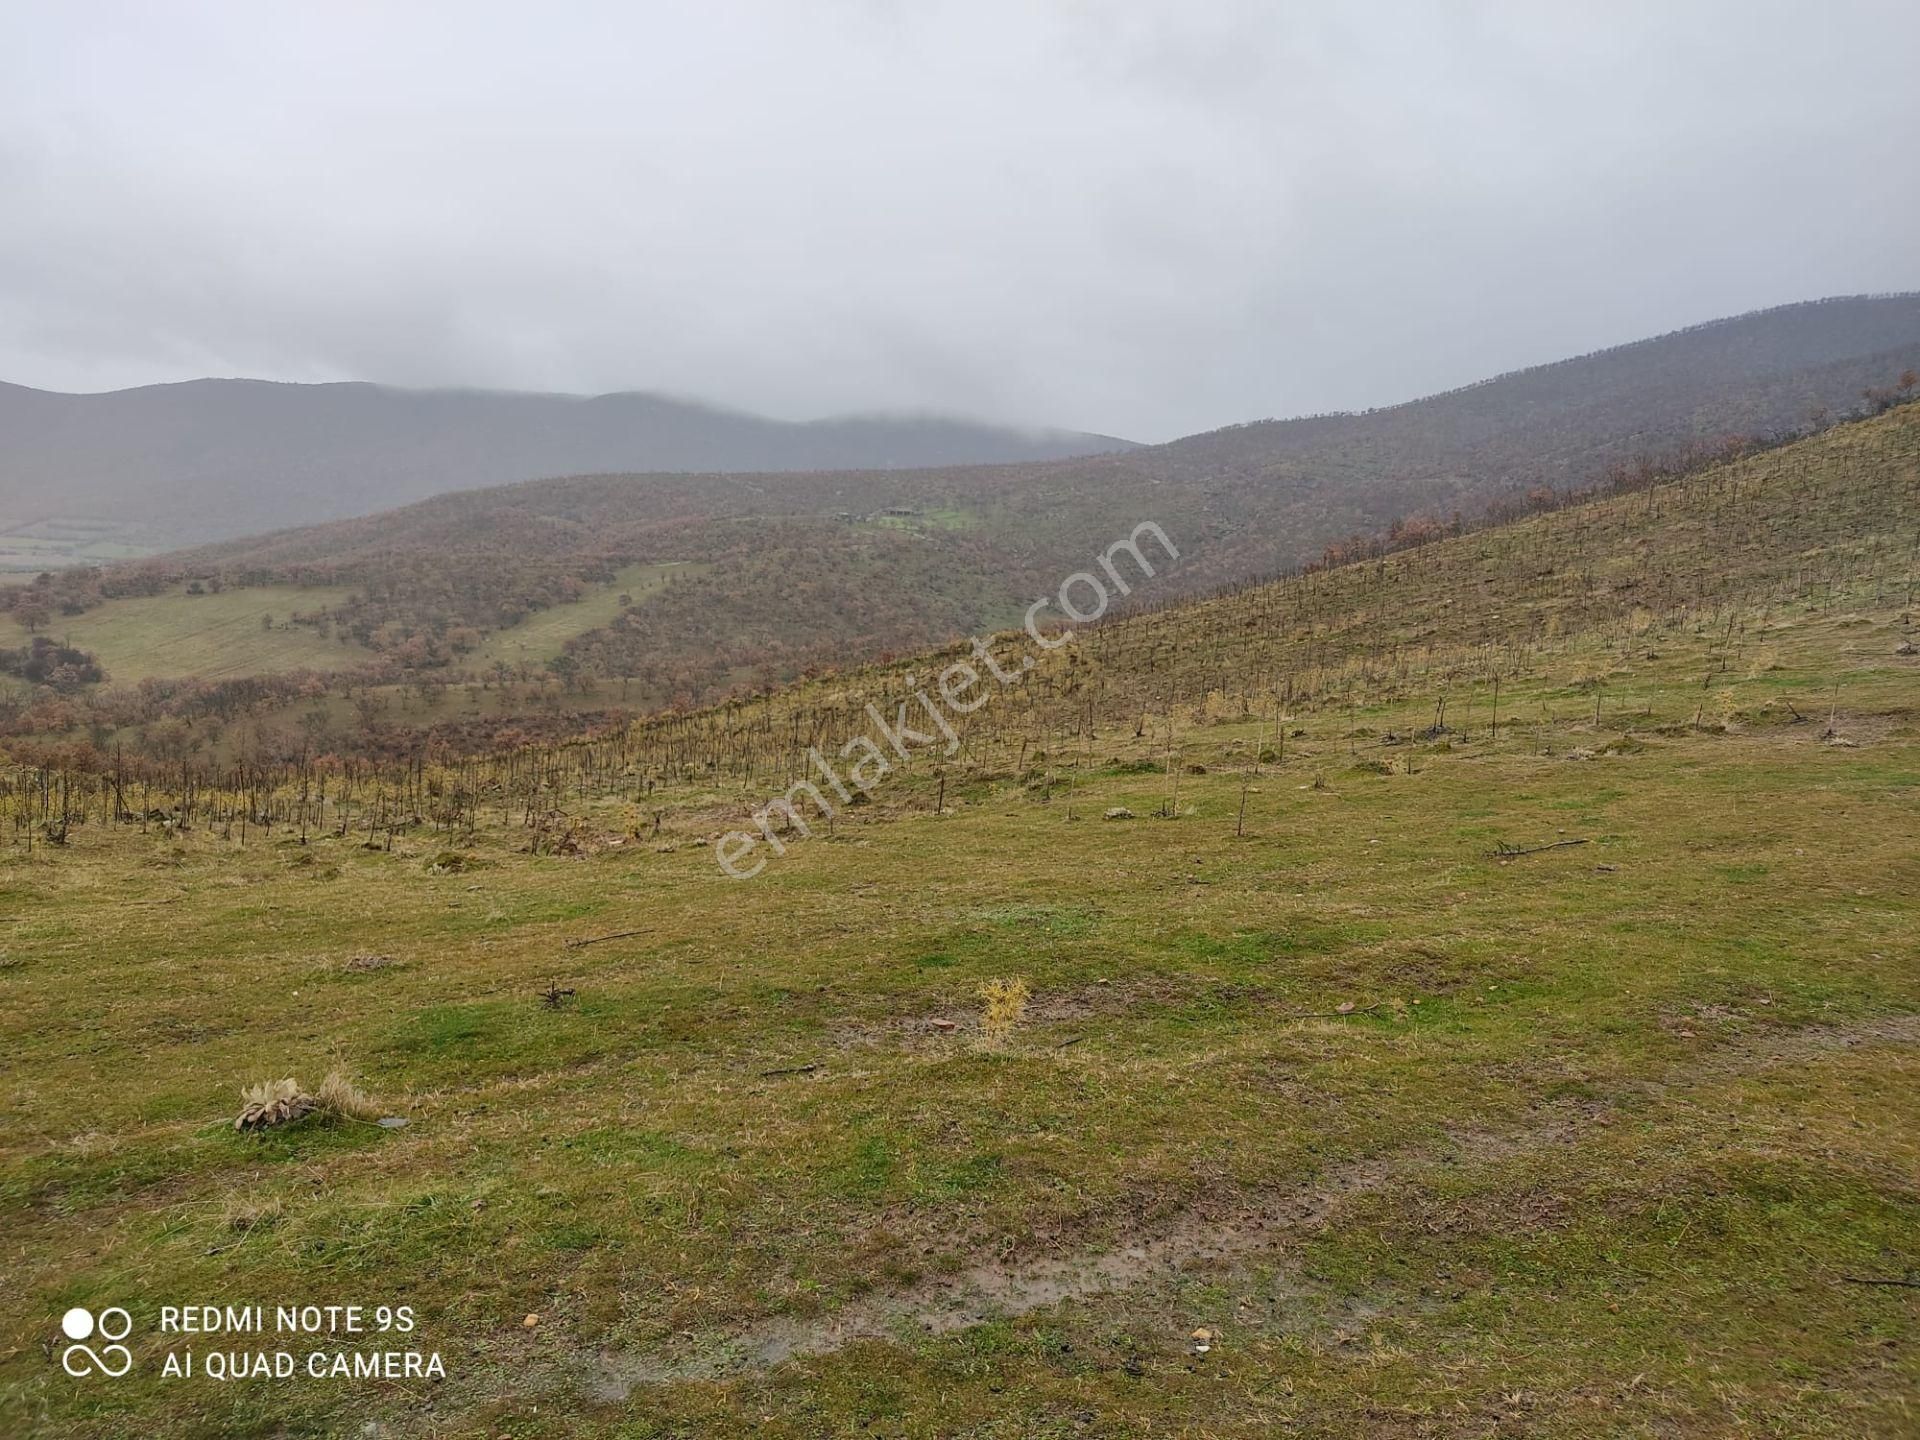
[0, 378, 1135, 546]
[102, 294, 1915, 713]
[1143, 292, 1920, 483]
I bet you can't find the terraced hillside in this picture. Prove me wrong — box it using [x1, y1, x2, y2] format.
[1, 406, 1915, 1438]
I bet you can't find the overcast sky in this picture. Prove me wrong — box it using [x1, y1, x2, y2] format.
[2, 1, 1916, 441]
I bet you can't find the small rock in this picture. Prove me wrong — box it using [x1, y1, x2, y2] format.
[1103, 807, 1135, 821]
[929, 1018, 958, 1032]
[522, 1313, 540, 1329]
[1336, 1001, 1356, 1014]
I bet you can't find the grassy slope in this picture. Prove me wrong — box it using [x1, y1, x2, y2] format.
[465, 562, 696, 671]
[15, 584, 370, 683]
[1, 417, 1917, 1437]
[9, 562, 692, 697]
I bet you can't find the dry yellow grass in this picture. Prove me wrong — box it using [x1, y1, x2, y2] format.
[977, 976, 1032, 1047]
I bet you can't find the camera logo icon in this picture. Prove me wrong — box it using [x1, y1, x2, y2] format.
[60, 1307, 133, 1377]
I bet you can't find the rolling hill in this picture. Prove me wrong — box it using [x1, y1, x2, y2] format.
[144, 299, 1920, 687]
[4, 396, 1915, 1437]
[177, 293, 1920, 570]
[2, 297, 1916, 756]
[0, 379, 1134, 553]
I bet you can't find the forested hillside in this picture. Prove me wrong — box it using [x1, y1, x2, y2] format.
[2, 299, 1915, 756]
[149, 296, 1920, 668]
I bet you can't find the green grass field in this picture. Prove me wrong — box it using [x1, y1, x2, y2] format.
[466, 562, 696, 671]
[4, 560, 693, 698]
[13, 584, 371, 683]
[1, 587, 1915, 1437]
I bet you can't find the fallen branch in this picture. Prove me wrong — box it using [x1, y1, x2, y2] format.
[1840, 1274, 1920, 1289]
[1053, 1035, 1085, 1050]
[565, 930, 645, 950]
[1492, 838, 1590, 859]
[758, 1063, 821, 1078]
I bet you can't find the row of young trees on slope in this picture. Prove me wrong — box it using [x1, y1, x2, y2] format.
[3, 399, 1913, 851]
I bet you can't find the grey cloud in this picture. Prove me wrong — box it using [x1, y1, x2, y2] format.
[2, 0, 1916, 440]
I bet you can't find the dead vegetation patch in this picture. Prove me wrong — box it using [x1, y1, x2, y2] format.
[233, 1069, 392, 1131]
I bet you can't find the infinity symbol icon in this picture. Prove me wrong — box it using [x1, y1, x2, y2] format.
[61, 1342, 133, 1378]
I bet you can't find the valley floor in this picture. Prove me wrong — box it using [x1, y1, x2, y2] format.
[2, 594, 1916, 1437]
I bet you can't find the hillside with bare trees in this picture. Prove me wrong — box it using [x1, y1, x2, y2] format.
[2, 300, 1914, 759]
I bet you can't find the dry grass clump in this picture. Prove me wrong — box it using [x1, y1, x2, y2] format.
[222, 1195, 285, 1234]
[978, 977, 1032, 1048]
[234, 1070, 386, 1130]
[314, 1069, 384, 1123]
[235, 1078, 314, 1131]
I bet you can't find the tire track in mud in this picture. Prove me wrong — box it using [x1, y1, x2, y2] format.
[586, 1013, 1920, 1397]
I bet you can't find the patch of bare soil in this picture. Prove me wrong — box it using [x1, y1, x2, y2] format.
[584, 1012, 1920, 1396]
[1741, 705, 1911, 747]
